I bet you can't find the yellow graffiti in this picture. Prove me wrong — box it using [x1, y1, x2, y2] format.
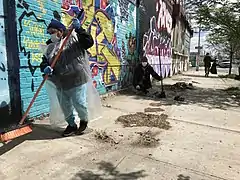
[60, 0, 120, 84]
[22, 19, 48, 62]
[22, 20, 45, 35]
[32, 53, 43, 62]
[82, 0, 95, 29]
[101, 46, 120, 84]
[37, 0, 47, 18]
[61, 11, 73, 27]
[23, 36, 47, 50]
[94, 10, 119, 82]
[95, 11, 114, 42]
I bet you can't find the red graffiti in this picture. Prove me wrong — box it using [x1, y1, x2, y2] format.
[62, 0, 82, 9]
[93, 80, 97, 88]
[92, 66, 98, 77]
[101, 0, 109, 9]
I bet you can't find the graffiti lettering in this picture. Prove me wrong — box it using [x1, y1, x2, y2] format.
[143, 16, 171, 56]
[118, 0, 129, 22]
[15, 0, 136, 95]
[17, 0, 48, 91]
[142, 0, 172, 78]
[0, 62, 5, 72]
[61, 1, 122, 91]
[156, 0, 172, 33]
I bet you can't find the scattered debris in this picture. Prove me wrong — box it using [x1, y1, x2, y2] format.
[116, 112, 171, 130]
[103, 104, 112, 108]
[223, 87, 240, 99]
[94, 130, 118, 145]
[149, 103, 161, 107]
[156, 91, 167, 98]
[174, 96, 185, 102]
[133, 131, 160, 147]
[177, 174, 190, 180]
[219, 74, 237, 79]
[192, 81, 200, 84]
[224, 87, 239, 92]
[144, 107, 165, 113]
[165, 82, 194, 91]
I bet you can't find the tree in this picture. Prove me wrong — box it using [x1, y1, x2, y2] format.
[188, 0, 240, 75]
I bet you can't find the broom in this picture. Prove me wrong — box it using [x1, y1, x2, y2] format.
[158, 47, 166, 98]
[0, 9, 84, 142]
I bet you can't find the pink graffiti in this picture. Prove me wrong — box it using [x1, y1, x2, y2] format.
[143, 0, 172, 57]
[62, 0, 83, 11]
[156, 0, 172, 33]
[143, 16, 171, 56]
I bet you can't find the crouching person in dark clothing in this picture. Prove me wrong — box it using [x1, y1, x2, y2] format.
[133, 56, 162, 94]
[40, 17, 94, 137]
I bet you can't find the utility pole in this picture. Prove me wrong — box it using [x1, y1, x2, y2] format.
[196, 25, 201, 71]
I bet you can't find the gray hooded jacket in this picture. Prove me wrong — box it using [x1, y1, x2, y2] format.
[40, 27, 94, 90]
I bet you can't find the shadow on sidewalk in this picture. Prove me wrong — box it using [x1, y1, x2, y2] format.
[119, 84, 239, 111]
[0, 124, 64, 156]
[72, 161, 147, 180]
[181, 74, 221, 79]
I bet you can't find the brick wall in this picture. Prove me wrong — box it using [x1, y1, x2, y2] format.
[15, 0, 137, 117]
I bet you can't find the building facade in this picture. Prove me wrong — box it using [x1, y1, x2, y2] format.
[0, 0, 192, 129]
[138, 0, 192, 77]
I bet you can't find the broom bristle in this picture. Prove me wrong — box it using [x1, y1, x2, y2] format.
[0, 126, 32, 142]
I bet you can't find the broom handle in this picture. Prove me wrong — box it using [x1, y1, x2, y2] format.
[158, 47, 164, 92]
[19, 10, 84, 125]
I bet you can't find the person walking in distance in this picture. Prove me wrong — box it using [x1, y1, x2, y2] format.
[203, 53, 212, 77]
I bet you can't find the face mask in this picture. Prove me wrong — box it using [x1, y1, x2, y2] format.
[142, 62, 148, 67]
[50, 33, 60, 43]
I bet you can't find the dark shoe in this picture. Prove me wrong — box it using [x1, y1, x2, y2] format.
[62, 125, 78, 137]
[77, 121, 88, 134]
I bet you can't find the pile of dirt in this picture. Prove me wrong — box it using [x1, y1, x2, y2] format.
[223, 87, 240, 99]
[116, 112, 171, 130]
[133, 131, 160, 147]
[224, 87, 239, 92]
[144, 107, 165, 113]
[219, 74, 239, 80]
[164, 82, 194, 90]
[94, 130, 118, 145]
[149, 103, 161, 107]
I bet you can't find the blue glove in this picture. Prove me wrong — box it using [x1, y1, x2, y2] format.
[72, 18, 80, 29]
[43, 66, 53, 75]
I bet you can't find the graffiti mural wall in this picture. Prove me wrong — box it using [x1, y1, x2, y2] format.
[139, 0, 172, 78]
[0, 0, 11, 126]
[15, 0, 137, 117]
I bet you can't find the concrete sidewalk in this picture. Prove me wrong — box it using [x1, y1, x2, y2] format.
[1, 68, 240, 180]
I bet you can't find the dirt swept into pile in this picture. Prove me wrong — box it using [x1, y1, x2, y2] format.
[144, 107, 165, 113]
[149, 103, 161, 107]
[164, 82, 194, 91]
[116, 112, 171, 130]
[94, 130, 118, 145]
[133, 131, 160, 147]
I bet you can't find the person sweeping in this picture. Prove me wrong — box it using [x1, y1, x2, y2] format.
[40, 17, 95, 137]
